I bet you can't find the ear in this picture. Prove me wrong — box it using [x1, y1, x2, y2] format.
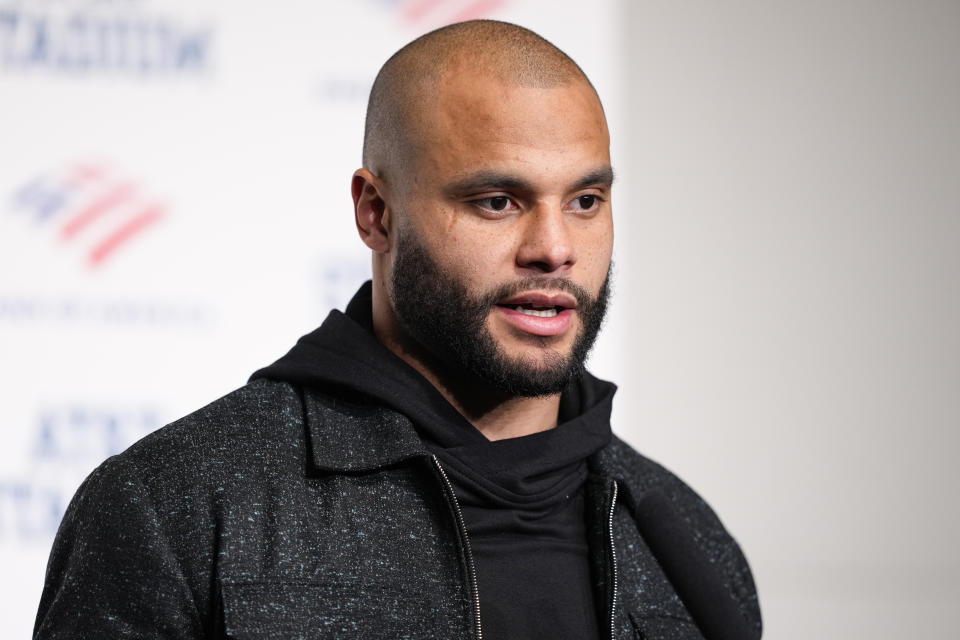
[352, 169, 391, 253]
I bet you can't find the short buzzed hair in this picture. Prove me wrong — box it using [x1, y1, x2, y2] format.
[362, 20, 597, 178]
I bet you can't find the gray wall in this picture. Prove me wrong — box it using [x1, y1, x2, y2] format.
[615, 1, 960, 637]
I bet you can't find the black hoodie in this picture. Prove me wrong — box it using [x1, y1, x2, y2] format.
[253, 282, 616, 639]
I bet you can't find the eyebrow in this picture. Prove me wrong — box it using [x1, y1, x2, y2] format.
[444, 166, 615, 197]
[444, 171, 534, 196]
[574, 167, 615, 191]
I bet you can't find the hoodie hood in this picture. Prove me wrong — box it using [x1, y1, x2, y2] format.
[251, 281, 616, 494]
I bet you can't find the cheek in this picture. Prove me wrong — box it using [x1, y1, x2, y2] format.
[436, 244, 507, 289]
[433, 223, 516, 279]
[574, 221, 614, 283]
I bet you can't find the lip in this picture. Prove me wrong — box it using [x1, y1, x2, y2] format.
[498, 291, 577, 309]
[495, 289, 577, 336]
[495, 306, 574, 337]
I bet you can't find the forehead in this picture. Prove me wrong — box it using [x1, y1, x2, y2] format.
[407, 72, 610, 182]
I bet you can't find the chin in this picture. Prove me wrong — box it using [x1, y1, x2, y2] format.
[502, 343, 575, 369]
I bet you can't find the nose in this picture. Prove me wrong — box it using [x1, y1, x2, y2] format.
[515, 205, 575, 274]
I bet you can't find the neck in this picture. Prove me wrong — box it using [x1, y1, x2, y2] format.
[419, 363, 562, 441]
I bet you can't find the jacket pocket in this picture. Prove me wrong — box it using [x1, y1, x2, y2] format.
[222, 581, 409, 640]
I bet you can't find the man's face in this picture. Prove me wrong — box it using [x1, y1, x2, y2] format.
[391, 223, 610, 396]
[384, 72, 614, 396]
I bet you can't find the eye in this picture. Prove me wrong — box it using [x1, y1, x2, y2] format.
[488, 196, 511, 211]
[472, 195, 519, 214]
[567, 194, 604, 213]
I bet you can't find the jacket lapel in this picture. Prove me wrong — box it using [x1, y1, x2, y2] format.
[302, 387, 429, 473]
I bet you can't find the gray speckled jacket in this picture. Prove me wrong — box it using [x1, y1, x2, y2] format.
[35, 378, 761, 640]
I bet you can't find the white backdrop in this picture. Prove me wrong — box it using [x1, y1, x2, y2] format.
[618, 2, 960, 638]
[7, 2, 958, 639]
[0, 1, 624, 637]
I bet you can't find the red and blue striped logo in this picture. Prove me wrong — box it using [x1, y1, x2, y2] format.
[9, 161, 167, 267]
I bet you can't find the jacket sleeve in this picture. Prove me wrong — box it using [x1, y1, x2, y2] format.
[650, 471, 762, 637]
[34, 456, 206, 639]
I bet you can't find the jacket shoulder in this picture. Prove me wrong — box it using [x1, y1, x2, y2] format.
[120, 378, 304, 478]
[597, 435, 763, 636]
[34, 379, 308, 638]
[597, 436, 719, 511]
[598, 435, 737, 529]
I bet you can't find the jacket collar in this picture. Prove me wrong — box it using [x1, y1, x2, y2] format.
[302, 387, 431, 472]
[301, 379, 627, 480]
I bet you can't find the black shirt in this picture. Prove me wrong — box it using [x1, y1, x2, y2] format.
[428, 385, 613, 640]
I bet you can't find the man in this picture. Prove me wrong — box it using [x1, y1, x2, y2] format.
[34, 20, 761, 640]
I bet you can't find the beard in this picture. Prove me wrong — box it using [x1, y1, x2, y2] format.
[390, 225, 611, 398]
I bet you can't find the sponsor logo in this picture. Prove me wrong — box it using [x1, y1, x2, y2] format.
[315, 0, 511, 105]
[0, 295, 212, 327]
[32, 405, 160, 463]
[8, 160, 167, 268]
[0, 482, 63, 542]
[0, 0, 213, 75]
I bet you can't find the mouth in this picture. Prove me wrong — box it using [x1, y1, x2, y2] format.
[499, 303, 566, 318]
[497, 291, 576, 314]
[494, 291, 577, 336]
[507, 305, 562, 318]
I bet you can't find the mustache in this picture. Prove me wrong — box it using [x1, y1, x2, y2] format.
[479, 277, 594, 308]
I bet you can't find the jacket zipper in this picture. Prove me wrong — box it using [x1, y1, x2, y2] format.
[432, 455, 483, 640]
[607, 480, 619, 640]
